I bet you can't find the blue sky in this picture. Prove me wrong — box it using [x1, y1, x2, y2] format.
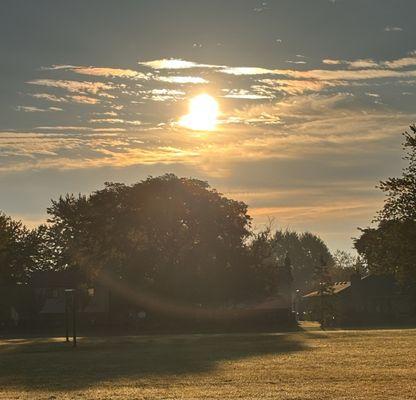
[1, 0, 416, 251]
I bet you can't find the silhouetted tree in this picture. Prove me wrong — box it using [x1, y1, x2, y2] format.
[330, 250, 367, 281]
[247, 227, 333, 294]
[355, 125, 416, 285]
[272, 230, 333, 293]
[0, 212, 41, 284]
[47, 174, 252, 304]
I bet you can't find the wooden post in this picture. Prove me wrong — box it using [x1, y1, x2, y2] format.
[72, 289, 77, 347]
[65, 291, 69, 342]
[65, 288, 77, 346]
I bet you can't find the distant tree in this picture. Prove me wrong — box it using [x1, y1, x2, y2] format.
[247, 227, 280, 297]
[0, 212, 41, 284]
[271, 229, 333, 293]
[330, 250, 367, 282]
[355, 125, 416, 285]
[247, 227, 333, 294]
[47, 174, 252, 304]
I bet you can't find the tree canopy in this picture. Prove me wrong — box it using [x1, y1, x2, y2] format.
[355, 125, 416, 284]
[47, 174, 252, 303]
[0, 213, 41, 284]
[248, 227, 333, 294]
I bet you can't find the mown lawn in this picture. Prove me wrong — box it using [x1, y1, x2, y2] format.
[1, 324, 415, 399]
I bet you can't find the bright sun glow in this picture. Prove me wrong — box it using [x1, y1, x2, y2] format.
[179, 94, 219, 131]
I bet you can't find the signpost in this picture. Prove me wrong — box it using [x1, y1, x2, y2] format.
[64, 289, 77, 347]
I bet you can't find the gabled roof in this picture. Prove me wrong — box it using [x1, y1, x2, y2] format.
[303, 281, 351, 298]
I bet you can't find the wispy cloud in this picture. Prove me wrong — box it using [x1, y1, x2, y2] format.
[384, 26, 403, 32]
[155, 76, 208, 84]
[35, 126, 126, 132]
[27, 79, 115, 95]
[29, 93, 68, 103]
[89, 118, 142, 126]
[44, 65, 149, 79]
[15, 106, 63, 112]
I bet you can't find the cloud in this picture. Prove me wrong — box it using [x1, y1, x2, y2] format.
[71, 66, 148, 79]
[384, 26, 403, 32]
[44, 65, 149, 79]
[29, 93, 68, 103]
[89, 118, 142, 126]
[221, 66, 275, 75]
[27, 79, 115, 95]
[256, 78, 343, 95]
[384, 54, 416, 69]
[139, 59, 221, 70]
[286, 60, 307, 65]
[155, 76, 208, 84]
[145, 88, 186, 102]
[322, 59, 342, 65]
[67, 95, 100, 104]
[323, 53, 416, 70]
[15, 106, 63, 112]
[35, 126, 126, 132]
[223, 89, 271, 100]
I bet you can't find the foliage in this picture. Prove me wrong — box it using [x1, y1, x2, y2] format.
[0, 212, 41, 284]
[46, 174, 252, 303]
[273, 229, 333, 292]
[247, 227, 333, 294]
[330, 249, 367, 281]
[377, 125, 416, 222]
[355, 220, 416, 284]
[355, 125, 416, 285]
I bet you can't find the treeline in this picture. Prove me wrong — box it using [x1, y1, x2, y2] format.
[2, 126, 415, 307]
[0, 174, 360, 304]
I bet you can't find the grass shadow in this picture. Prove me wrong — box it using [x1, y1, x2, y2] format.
[0, 332, 309, 392]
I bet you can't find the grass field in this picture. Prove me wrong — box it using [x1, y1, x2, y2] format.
[1, 324, 415, 399]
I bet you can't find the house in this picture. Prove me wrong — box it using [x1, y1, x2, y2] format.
[301, 274, 414, 326]
[31, 271, 110, 328]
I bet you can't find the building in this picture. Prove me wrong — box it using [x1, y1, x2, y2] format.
[301, 274, 414, 326]
[31, 271, 110, 328]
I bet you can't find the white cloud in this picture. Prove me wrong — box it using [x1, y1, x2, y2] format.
[384, 26, 403, 32]
[139, 59, 221, 70]
[15, 106, 63, 112]
[155, 76, 208, 84]
[29, 93, 68, 103]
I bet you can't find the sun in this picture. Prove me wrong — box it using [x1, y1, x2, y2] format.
[179, 94, 219, 131]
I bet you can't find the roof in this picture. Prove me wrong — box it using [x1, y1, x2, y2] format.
[303, 281, 351, 298]
[31, 270, 82, 288]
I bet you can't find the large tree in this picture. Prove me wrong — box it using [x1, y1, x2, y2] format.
[47, 174, 252, 304]
[355, 125, 416, 285]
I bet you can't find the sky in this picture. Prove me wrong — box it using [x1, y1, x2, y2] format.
[1, 0, 416, 252]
